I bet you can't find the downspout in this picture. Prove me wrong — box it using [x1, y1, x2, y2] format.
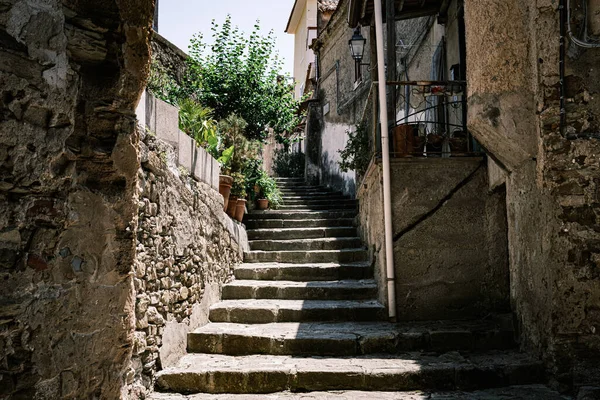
[373, 0, 397, 322]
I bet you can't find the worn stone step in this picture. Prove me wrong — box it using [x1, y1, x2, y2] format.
[209, 299, 386, 323]
[279, 186, 324, 191]
[187, 319, 516, 356]
[281, 193, 346, 200]
[244, 248, 368, 263]
[245, 218, 356, 230]
[246, 210, 357, 220]
[278, 204, 358, 211]
[222, 280, 378, 300]
[249, 237, 363, 252]
[281, 198, 353, 205]
[274, 177, 305, 181]
[150, 385, 570, 400]
[155, 351, 544, 394]
[234, 262, 373, 281]
[247, 227, 357, 241]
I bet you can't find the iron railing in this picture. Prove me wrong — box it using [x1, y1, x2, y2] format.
[361, 80, 480, 160]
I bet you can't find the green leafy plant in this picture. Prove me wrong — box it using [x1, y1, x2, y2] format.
[187, 16, 303, 141]
[256, 170, 283, 209]
[338, 123, 370, 176]
[230, 171, 247, 198]
[177, 98, 235, 169]
[273, 149, 305, 178]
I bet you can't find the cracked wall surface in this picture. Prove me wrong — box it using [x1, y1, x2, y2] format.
[465, 0, 600, 392]
[358, 159, 509, 321]
[0, 0, 154, 398]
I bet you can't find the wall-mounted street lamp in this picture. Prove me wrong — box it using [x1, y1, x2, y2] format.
[349, 27, 367, 82]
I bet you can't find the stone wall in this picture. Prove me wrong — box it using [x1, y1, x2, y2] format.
[465, 0, 600, 393]
[0, 0, 153, 399]
[357, 158, 510, 320]
[127, 130, 244, 398]
[151, 31, 188, 86]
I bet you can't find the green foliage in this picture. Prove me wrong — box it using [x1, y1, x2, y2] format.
[243, 157, 264, 202]
[176, 98, 234, 168]
[187, 16, 303, 141]
[219, 114, 261, 175]
[338, 123, 370, 176]
[147, 59, 182, 105]
[256, 170, 283, 209]
[273, 149, 305, 178]
[230, 171, 247, 198]
[178, 98, 217, 146]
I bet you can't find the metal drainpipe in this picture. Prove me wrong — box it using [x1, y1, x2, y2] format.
[373, 0, 397, 322]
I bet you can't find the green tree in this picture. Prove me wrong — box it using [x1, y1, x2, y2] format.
[187, 16, 303, 141]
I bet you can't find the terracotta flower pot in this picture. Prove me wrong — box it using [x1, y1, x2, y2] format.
[256, 198, 269, 210]
[234, 199, 247, 222]
[226, 195, 238, 218]
[219, 175, 234, 212]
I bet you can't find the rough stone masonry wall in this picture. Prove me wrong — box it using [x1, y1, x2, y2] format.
[465, 0, 600, 394]
[0, 1, 153, 399]
[127, 130, 243, 398]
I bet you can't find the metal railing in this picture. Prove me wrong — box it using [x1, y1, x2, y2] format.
[361, 80, 481, 160]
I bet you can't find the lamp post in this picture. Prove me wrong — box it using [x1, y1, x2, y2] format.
[349, 27, 367, 82]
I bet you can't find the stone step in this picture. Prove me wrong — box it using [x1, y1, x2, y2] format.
[278, 204, 358, 211]
[222, 280, 378, 300]
[245, 218, 356, 230]
[274, 177, 305, 181]
[281, 193, 346, 200]
[149, 385, 571, 400]
[244, 248, 368, 263]
[155, 351, 544, 394]
[247, 227, 358, 241]
[249, 237, 363, 252]
[280, 191, 340, 197]
[187, 319, 516, 356]
[246, 210, 357, 220]
[234, 262, 373, 281]
[281, 198, 353, 205]
[209, 299, 386, 323]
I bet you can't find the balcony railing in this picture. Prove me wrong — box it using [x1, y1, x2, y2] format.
[361, 80, 480, 160]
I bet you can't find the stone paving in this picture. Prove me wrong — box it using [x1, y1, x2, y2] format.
[153, 177, 564, 398]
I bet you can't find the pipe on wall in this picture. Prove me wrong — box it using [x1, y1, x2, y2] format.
[373, 0, 397, 322]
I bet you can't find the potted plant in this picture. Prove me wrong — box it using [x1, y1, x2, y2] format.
[229, 172, 247, 221]
[256, 170, 282, 210]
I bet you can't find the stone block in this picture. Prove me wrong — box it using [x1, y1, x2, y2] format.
[154, 98, 179, 146]
[146, 91, 157, 132]
[211, 158, 220, 190]
[177, 130, 194, 174]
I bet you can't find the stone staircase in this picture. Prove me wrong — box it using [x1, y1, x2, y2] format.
[152, 178, 566, 399]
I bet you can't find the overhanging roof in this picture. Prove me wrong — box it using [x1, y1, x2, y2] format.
[348, 0, 449, 27]
[285, 0, 307, 34]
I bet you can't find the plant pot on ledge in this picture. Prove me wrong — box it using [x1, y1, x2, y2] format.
[219, 175, 234, 212]
[226, 195, 238, 218]
[234, 198, 247, 222]
[256, 198, 269, 210]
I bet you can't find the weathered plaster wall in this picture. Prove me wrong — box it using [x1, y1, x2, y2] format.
[358, 159, 510, 321]
[0, 0, 153, 398]
[465, 0, 600, 392]
[310, 0, 370, 195]
[128, 130, 244, 397]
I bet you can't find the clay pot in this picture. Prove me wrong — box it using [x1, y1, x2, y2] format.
[219, 175, 233, 212]
[256, 198, 269, 210]
[226, 195, 238, 218]
[234, 199, 247, 222]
